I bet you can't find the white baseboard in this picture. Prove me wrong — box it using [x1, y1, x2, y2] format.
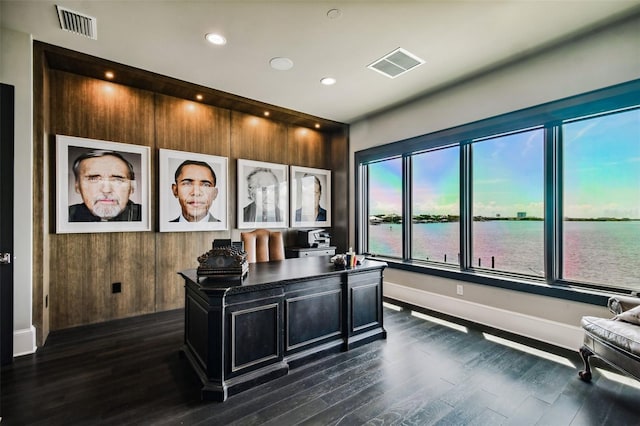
[13, 325, 37, 357]
[384, 281, 583, 351]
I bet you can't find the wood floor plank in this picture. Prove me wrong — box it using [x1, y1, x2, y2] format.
[341, 374, 455, 425]
[399, 398, 455, 426]
[536, 392, 583, 426]
[503, 395, 550, 426]
[435, 388, 500, 426]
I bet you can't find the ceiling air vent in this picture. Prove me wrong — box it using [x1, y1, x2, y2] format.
[367, 48, 424, 79]
[56, 5, 97, 40]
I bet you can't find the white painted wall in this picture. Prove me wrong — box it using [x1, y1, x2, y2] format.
[350, 17, 640, 349]
[0, 27, 36, 356]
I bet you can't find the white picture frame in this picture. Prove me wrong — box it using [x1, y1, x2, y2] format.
[56, 135, 151, 233]
[290, 166, 331, 228]
[159, 149, 228, 232]
[237, 159, 288, 229]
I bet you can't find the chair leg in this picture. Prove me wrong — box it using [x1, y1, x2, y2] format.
[579, 345, 593, 382]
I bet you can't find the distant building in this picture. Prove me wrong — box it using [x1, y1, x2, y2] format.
[517, 212, 527, 219]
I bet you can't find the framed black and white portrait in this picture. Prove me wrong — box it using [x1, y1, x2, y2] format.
[237, 159, 288, 229]
[290, 166, 331, 228]
[159, 149, 228, 232]
[55, 135, 151, 234]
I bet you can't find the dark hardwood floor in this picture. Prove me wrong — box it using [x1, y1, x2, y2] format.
[2, 303, 639, 425]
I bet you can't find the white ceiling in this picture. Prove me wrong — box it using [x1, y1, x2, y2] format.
[2, 0, 639, 124]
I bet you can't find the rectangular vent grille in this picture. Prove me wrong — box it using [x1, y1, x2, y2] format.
[367, 48, 424, 79]
[56, 5, 97, 39]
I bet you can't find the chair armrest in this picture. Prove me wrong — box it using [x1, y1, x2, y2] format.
[608, 295, 640, 315]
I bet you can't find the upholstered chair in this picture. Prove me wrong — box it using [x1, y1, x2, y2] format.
[579, 294, 640, 382]
[240, 229, 285, 263]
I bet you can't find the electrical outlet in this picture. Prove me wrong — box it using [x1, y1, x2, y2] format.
[112, 282, 122, 294]
[456, 284, 464, 296]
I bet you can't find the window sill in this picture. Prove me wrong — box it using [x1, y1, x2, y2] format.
[369, 256, 616, 306]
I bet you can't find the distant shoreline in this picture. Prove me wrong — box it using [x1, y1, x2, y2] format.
[369, 214, 639, 224]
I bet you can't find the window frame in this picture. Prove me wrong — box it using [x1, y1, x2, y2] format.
[354, 79, 640, 305]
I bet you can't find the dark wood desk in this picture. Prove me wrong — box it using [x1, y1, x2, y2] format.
[179, 256, 387, 401]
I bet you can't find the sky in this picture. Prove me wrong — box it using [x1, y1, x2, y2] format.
[369, 108, 640, 219]
[563, 108, 640, 219]
[472, 128, 544, 218]
[369, 157, 403, 216]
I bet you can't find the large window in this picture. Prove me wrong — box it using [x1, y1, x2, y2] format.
[412, 146, 460, 265]
[562, 108, 640, 290]
[472, 129, 544, 276]
[355, 80, 640, 296]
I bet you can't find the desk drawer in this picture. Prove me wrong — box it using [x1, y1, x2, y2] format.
[300, 248, 335, 257]
[286, 247, 336, 258]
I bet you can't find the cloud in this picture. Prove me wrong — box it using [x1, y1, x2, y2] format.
[564, 121, 598, 145]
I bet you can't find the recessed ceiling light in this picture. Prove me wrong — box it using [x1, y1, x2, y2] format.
[314, 124, 321, 129]
[105, 71, 114, 79]
[320, 77, 336, 86]
[270, 57, 294, 71]
[264, 111, 270, 117]
[205, 33, 227, 45]
[196, 94, 203, 101]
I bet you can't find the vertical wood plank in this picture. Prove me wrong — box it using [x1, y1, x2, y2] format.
[230, 111, 288, 164]
[109, 232, 156, 319]
[155, 232, 214, 311]
[33, 45, 48, 343]
[154, 95, 231, 311]
[49, 70, 155, 146]
[155, 94, 230, 156]
[49, 233, 110, 328]
[287, 127, 328, 169]
[48, 71, 155, 329]
[329, 131, 349, 253]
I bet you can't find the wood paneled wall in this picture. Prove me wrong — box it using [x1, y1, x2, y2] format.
[34, 45, 349, 339]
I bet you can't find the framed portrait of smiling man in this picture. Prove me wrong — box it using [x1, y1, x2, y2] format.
[159, 149, 228, 232]
[56, 135, 151, 234]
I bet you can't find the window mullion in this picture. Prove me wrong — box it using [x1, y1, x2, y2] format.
[403, 155, 412, 260]
[355, 162, 369, 254]
[553, 124, 564, 281]
[460, 143, 472, 271]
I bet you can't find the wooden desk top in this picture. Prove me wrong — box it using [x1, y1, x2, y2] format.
[179, 256, 387, 294]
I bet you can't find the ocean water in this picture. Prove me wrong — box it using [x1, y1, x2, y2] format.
[369, 220, 640, 290]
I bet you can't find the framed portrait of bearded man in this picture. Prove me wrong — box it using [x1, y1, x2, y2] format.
[55, 135, 150, 234]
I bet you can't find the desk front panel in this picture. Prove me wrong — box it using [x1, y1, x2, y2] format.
[347, 269, 386, 349]
[285, 274, 344, 354]
[226, 288, 284, 376]
[184, 280, 223, 381]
